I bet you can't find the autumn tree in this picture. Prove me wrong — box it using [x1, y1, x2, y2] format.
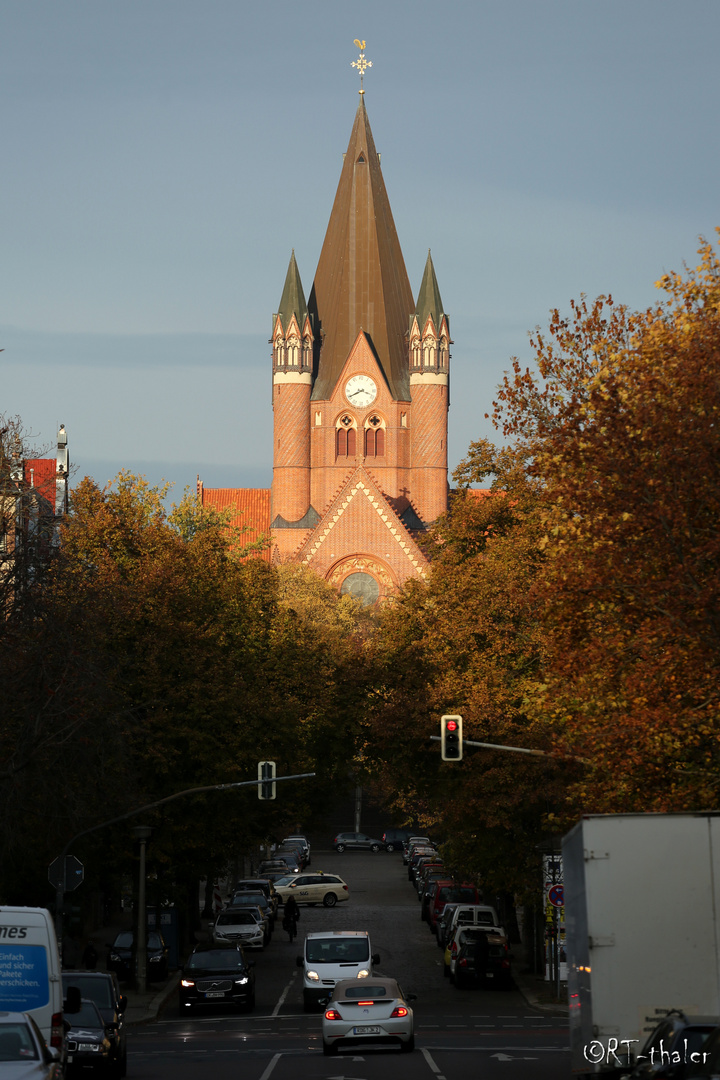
[494, 232, 720, 814]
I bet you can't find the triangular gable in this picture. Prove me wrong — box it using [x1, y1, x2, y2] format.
[330, 330, 391, 400]
[295, 466, 428, 584]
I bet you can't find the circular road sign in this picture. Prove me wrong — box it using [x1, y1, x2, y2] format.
[548, 883, 564, 907]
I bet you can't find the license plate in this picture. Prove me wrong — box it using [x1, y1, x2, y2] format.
[205, 991, 225, 998]
[353, 1026, 381, 1034]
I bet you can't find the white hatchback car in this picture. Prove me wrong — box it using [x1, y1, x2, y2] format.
[274, 872, 349, 908]
[322, 977, 416, 1055]
[212, 909, 265, 950]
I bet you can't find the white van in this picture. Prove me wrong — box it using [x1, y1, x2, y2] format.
[0, 907, 64, 1050]
[297, 930, 380, 1011]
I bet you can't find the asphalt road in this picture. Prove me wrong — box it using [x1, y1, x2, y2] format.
[128, 849, 570, 1079]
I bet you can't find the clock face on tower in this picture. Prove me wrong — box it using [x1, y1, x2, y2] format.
[345, 374, 377, 408]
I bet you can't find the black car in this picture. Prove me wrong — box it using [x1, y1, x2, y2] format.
[62, 971, 127, 1077]
[453, 928, 512, 990]
[64, 999, 114, 1074]
[382, 828, 417, 851]
[628, 1010, 717, 1078]
[332, 831, 383, 853]
[106, 929, 169, 982]
[180, 943, 255, 1012]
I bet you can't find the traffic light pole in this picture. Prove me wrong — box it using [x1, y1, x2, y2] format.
[430, 735, 588, 763]
[51, 771, 315, 943]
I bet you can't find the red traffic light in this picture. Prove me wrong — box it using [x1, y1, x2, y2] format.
[446, 720, 458, 732]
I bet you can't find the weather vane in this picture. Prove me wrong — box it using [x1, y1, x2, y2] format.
[351, 39, 372, 95]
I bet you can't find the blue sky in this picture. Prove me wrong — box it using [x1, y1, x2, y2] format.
[2, 0, 718, 499]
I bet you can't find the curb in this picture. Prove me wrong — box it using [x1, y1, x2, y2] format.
[125, 972, 180, 1025]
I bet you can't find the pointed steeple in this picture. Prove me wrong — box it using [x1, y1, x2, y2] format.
[415, 251, 446, 332]
[308, 98, 415, 402]
[276, 250, 308, 332]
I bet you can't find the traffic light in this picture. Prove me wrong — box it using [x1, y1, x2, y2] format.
[441, 715, 463, 761]
[257, 761, 277, 800]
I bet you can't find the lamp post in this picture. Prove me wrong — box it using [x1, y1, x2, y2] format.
[132, 826, 153, 994]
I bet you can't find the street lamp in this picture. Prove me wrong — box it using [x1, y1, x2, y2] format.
[132, 826, 153, 994]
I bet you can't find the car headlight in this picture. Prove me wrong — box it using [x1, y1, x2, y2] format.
[307, 970, 320, 981]
[357, 969, 370, 978]
[110, 953, 121, 962]
[234, 977, 249, 985]
[181, 979, 195, 987]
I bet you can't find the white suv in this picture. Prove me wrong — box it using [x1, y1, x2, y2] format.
[296, 930, 380, 1011]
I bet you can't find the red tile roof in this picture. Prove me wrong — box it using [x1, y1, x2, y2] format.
[200, 487, 272, 560]
[24, 459, 57, 504]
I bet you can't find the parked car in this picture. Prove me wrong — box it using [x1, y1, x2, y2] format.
[64, 999, 114, 1074]
[321, 977, 416, 1055]
[427, 882, 481, 931]
[382, 828, 417, 852]
[106, 930, 169, 983]
[274, 872, 349, 908]
[403, 838, 431, 864]
[283, 835, 311, 864]
[451, 927, 512, 989]
[180, 943, 255, 1012]
[332, 832, 383, 853]
[623, 1010, 718, 1078]
[275, 847, 306, 871]
[0, 1012, 62, 1078]
[212, 910, 265, 950]
[258, 858, 299, 877]
[232, 878, 278, 918]
[227, 891, 275, 932]
[278, 840, 309, 867]
[61, 971, 127, 1077]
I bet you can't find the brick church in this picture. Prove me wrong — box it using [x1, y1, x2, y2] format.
[198, 93, 451, 603]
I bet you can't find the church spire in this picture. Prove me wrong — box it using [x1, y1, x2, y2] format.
[308, 98, 415, 402]
[276, 249, 308, 333]
[415, 250, 446, 332]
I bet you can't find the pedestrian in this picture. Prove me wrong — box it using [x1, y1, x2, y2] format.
[282, 895, 300, 942]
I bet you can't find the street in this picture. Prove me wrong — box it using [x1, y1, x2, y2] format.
[127, 850, 570, 1079]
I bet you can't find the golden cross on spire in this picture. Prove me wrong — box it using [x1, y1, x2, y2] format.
[351, 39, 372, 95]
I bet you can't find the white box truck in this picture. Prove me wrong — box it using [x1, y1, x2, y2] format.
[0, 906, 64, 1051]
[563, 813, 720, 1075]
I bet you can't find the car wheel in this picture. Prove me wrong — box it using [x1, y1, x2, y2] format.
[335, 844, 346, 853]
[386, 844, 394, 852]
[370, 843, 381, 853]
[322, 893, 337, 907]
[245, 991, 255, 1011]
[400, 1034, 415, 1053]
[323, 1040, 338, 1056]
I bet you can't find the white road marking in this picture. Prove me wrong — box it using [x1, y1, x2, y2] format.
[258, 1052, 282, 1080]
[272, 971, 297, 1017]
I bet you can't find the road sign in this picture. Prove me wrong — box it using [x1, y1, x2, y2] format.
[48, 855, 84, 892]
[548, 883, 564, 907]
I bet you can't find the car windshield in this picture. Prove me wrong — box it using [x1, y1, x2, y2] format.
[114, 931, 133, 948]
[62, 975, 113, 1008]
[306, 939, 369, 963]
[216, 911, 255, 926]
[439, 886, 476, 903]
[231, 893, 265, 906]
[0, 1023, 38, 1061]
[186, 950, 246, 971]
[274, 876, 293, 887]
[68, 1002, 103, 1029]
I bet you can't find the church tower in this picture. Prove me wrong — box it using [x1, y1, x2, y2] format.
[200, 60, 453, 601]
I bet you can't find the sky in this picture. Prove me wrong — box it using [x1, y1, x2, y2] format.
[2, 0, 719, 501]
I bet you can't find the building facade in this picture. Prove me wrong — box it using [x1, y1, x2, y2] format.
[199, 98, 451, 602]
